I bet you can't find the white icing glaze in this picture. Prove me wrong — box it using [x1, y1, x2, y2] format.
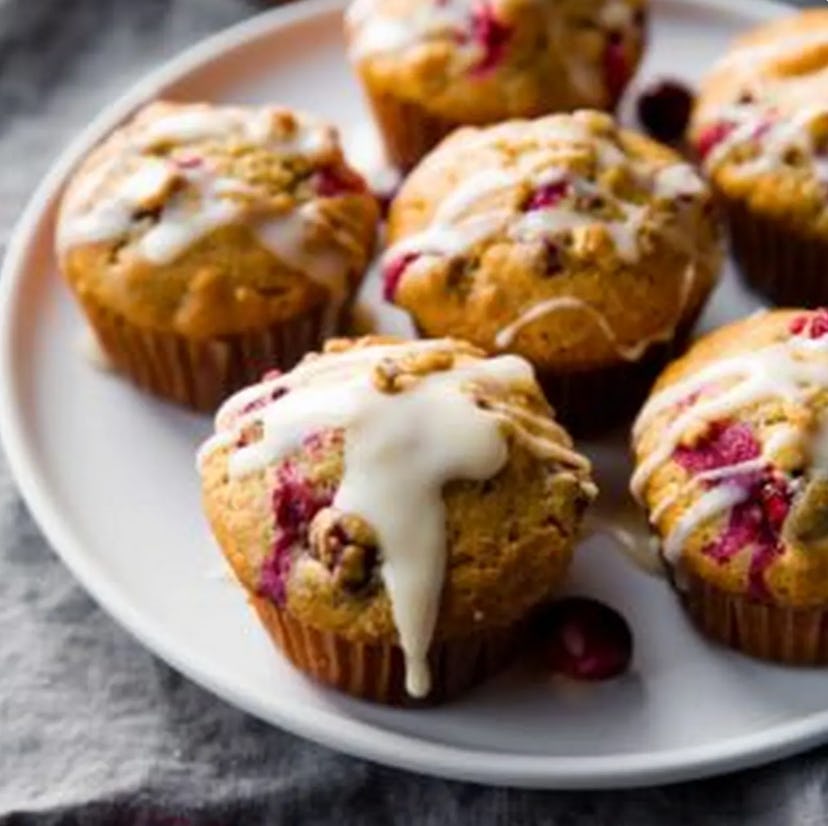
[347, 0, 516, 63]
[703, 102, 828, 180]
[200, 340, 591, 697]
[662, 484, 747, 564]
[347, 0, 475, 61]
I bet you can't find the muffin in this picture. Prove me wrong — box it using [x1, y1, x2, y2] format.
[56, 101, 379, 411]
[383, 110, 722, 431]
[632, 309, 828, 664]
[199, 336, 596, 703]
[346, 0, 648, 169]
[690, 11, 828, 306]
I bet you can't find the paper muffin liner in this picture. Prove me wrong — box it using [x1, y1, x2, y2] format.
[532, 312, 699, 435]
[80, 296, 337, 413]
[679, 573, 828, 664]
[726, 198, 828, 308]
[249, 592, 526, 705]
[362, 84, 462, 172]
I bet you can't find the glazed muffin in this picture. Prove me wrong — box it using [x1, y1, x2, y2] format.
[57, 101, 379, 411]
[199, 336, 595, 703]
[632, 309, 828, 664]
[383, 110, 722, 431]
[690, 11, 828, 306]
[346, 0, 648, 169]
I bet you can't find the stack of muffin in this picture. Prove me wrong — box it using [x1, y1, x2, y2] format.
[55, 3, 828, 704]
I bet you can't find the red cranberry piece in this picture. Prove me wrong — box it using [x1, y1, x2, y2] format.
[382, 252, 420, 301]
[539, 597, 633, 681]
[468, 1, 511, 76]
[702, 471, 792, 598]
[636, 79, 694, 144]
[260, 463, 333, 605]
[696, 121, 735, 160]
[524, 179, 569, 211]
[314, 165, 367, 197]
[792, 308, 828, 339]
[673, 420, 760, 476]
[603, 31, 630, 105]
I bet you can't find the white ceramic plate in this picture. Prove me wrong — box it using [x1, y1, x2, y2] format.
[2, 0, 825, 790]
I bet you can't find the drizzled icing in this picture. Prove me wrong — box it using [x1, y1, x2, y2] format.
[695, 18, 828, 184]
[57, 103, 358, 335]
[699, 101, 828, 182]
[346, 0, 473, 61]
[347, 0, 640, 94]
[631, 315, 828, 569]
[199, 339, 593, 697]
[384, 113, 710, 359]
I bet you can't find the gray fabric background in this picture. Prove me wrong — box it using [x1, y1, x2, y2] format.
[0, 1, 824, 823]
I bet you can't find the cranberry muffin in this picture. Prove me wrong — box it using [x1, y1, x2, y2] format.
[632, 309, 828, 663]
[383, 110, 722, 431]
[57, 101, 379, 411]
[690, 11, 828, 306]
[346, 0, 648, 169]
[199, 336, 596, 703]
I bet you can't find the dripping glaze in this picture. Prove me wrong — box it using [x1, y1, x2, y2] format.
[199, 340, 594, 698]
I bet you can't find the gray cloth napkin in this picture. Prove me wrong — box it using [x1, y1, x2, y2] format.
[1, 0, 826, 823]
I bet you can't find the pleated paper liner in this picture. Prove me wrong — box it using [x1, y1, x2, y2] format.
[80, 297, 342, 413]
[362, 84, 463, 172]
[250, 592, 526, 706]
[680, 572, 828, 665]
[726, 198, 828, 308]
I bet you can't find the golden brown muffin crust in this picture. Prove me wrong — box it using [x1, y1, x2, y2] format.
[58, 101, 379, 338]
[384, 111, 721, 372]
[633, 309, 828, 607]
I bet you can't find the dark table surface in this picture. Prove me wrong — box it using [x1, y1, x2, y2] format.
[0, 0, 824, 823]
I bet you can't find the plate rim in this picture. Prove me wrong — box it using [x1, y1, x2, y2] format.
[0, 0, 824, 790]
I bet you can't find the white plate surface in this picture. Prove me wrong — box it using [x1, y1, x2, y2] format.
[2, 0, 826, 790]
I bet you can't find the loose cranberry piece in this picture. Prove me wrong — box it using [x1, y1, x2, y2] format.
[382, 252, 420, 301]
[603, 31, 630, 105]
[791, 308, 828, 339]
[538, 597, 633, 681]
[673, 420, 761, 476]
[696, 121, 735, 160]
[636, 79, 694, 144]
[259, 461, 333, 605]
[314, 165, 367, 197]
[523, 179, 570, 212]
[468, 1, 511, 76]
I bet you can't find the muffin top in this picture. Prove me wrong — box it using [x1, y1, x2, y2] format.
[199, 336, 595, 697]
[383, 111, 721, 372]
[57, 101, 379, 338]
[632, 309, 828, 607]
[346, 0, 647, 121]
[690, 11, 828, 236]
